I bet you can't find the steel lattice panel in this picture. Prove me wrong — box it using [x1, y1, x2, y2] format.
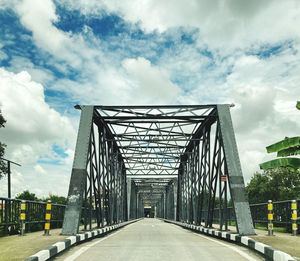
[62, 105, 255, 235]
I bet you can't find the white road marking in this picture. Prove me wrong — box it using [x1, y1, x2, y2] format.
[170, 224, 259, 261]
[64, 223, 135, 261]
[192, 232, 258, 261]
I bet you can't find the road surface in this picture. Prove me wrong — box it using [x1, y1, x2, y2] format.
[54, 219, 263, 261]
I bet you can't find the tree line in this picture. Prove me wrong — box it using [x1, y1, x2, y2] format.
[246, 168, 300, 204]
[15, 190, 67, 205]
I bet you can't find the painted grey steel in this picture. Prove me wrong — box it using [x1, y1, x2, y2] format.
[127, 178, 131, 220]
[62, 104, 254, 235]
[173, 179, 178, 220]
[62, 106, 94, 235]
[217, 104, 255, 235]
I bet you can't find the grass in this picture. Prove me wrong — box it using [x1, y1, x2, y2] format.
[254, 223, 287, 233]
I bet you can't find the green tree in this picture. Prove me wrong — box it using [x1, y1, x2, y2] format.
[44, 194, 67, 205]
[246, 172, 271, 204]
[246, 168, 300, 204]
[16, 190, 39, 201]
[0, 110, 7, 179]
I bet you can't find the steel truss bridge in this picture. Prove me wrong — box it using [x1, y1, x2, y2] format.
[62, 105, 255, 235]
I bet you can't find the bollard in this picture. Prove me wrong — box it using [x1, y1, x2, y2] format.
[267, 200, 274, 236]
[44, 200, 52, 236]
[291, 200, 297, 236]
[20, 200, 26, 236]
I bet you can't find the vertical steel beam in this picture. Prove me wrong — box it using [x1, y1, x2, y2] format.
[127, 178, 131, 220]
[173, 179, 178, 221]
[217, 105, 255, 235]
[62, 106, 94, 235]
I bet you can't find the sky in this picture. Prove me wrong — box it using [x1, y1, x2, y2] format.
[0, 0, 300, 199]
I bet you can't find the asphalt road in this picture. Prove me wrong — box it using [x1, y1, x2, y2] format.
[54, 219, 263, 261]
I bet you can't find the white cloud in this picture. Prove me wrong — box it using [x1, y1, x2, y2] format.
[8, 56, 55, 84]
[15, 0, 69, 55]
[226, 51, 300, 182]
[11, 0, 104, 72]
[0, 68, 76, 197]
[34, 164, 47, 175]
[122, 57, 181, 104]
[1, 0, 300, 195]
[0, 68, 76, 158]
[57, 0, 300, 51]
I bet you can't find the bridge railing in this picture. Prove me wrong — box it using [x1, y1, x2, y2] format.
[0, 197, 65, 236]
[1, 197, 299, 236]
[210, 199, 300, 232]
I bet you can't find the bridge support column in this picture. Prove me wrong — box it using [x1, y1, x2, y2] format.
[136, 193, 143, 218]
[217, 105, 255, 235]
[62, 106, 94, 235]
[163, 192, 166, 219]
[173, 179, 177, 221]
[127, 178, 131, 221]
[130, 182, 137, 219]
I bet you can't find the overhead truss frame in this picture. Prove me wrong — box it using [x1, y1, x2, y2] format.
[62, 104, 255, 235]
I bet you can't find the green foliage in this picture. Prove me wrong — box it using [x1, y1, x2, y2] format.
[0, 110, 7, 179]
[246, 168, 300, 204]
[260, 157, 300, 170]
[0, 111, 5, 128]
[266, 136, 300, 154]
[15, 190, 39, 201]
[260, 102, 300, 170]
[15, 190, 67, 204]
[246, 172, 271, 204]
[44, 194, 67, 205]
[277, 146, 300, 157]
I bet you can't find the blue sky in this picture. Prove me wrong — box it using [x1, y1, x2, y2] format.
[0, 0, 300, 198]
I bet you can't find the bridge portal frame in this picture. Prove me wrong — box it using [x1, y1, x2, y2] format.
[62, 104, 255, 235]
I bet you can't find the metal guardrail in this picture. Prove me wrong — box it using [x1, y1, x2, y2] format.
[0, 197, 65, 236]
[1, 197, 299, 236]
[210, 199, 300, 232]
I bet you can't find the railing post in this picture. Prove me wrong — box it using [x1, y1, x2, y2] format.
[291, 200, 297, 236]
[268, 200, 274, 236]
[20, 200, 26, 236]
[4, 198, 8, 235]
[44, 200, 52, 236]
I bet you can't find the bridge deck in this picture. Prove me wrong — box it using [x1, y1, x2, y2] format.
[54, 219, 262, 261]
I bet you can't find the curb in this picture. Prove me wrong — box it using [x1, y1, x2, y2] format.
[25, 219, 141, 261]
[163, 219, 296, 261]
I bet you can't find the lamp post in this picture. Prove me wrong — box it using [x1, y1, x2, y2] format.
[0, 158, 21, 198]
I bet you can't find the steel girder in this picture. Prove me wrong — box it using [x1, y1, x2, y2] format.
[62, 105, 254, 235]
[62, 106, 128, 235]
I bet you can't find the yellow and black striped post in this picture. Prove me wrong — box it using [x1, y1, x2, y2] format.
[20, 200, 26, 236]
[44, 200, 52, 236]
[291, 200, 297, 236]
[267, 200, 274, 236]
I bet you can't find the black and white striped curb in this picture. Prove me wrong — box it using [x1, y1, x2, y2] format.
[25, 219, 142, 261]
[163, 219, 296, 261]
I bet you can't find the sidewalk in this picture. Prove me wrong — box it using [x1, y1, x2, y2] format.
[0, 223, 99, 261]
[0, 228, 67, 261]
[249, 229, 300, 260]
[0, 224, 299, 261]
[222, 225, 300, 260]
